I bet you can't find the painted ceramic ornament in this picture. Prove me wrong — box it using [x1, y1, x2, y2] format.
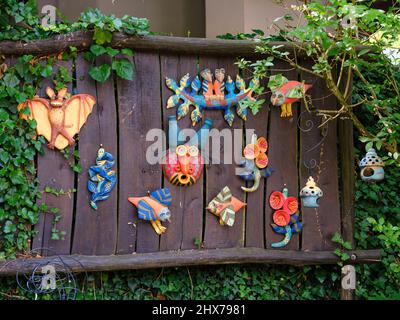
[268, 75, 312, 117]
[207, 186, 246, 227]
[236, 134, 273, 192]
[18, 87, 95, 150]
[359, 148, 385, 182]
[269, 186, 303, 248]
[300, 176, 323, 208]
[165, 68, 260, 126]
[128, 188, 172, 235]
[87, 146, 117, 210]
[162, 115, 212, 187]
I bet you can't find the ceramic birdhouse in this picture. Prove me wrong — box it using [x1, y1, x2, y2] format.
[236, 134, 273, 192]
[162, 115, 212, 187]
[165, 68, 260, 126]
[359, 148, 385, 182]
[300, 176, 323, 208]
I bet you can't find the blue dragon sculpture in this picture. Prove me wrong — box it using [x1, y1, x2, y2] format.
[87, 146, 117, 210]
[165, 68, 260, 126]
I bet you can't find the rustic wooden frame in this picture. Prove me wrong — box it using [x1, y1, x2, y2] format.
[0, 34, 381, 275]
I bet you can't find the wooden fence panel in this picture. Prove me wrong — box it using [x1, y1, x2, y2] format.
[265, 61, 300, 250]
[33, 60, 75, 255]
[199, 56, 246, 249]
[116, 51, 163, 254]
[243, 67, 270, 248]
[71, 54, 118, 255]
[159, 54, 203, 251]
[300, 63, 341, 251]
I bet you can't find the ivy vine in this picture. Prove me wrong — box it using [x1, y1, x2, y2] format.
[0, 1, 148, 259]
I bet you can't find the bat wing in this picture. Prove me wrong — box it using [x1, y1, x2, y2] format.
[57, 94, 95, 149]
[149, 188, 172, 207]
[18, 98, 52, 143]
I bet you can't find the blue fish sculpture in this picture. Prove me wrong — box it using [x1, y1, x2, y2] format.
[87, 146, 117, 210]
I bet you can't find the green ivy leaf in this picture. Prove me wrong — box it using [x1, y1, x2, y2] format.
[93, 27, 113, 45]
[90, 44, 107, 56]
[89, 64, 111, 83]
[3, 73, 20, 87]
[112, 58, 133, 80]
[106, 47, 119, 57]
[4, 221, 17, 233]
[121, 48, 134, 56]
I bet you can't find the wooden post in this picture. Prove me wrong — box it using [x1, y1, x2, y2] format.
[338, 67, 356, 300]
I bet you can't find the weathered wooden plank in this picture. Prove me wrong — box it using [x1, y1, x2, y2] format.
[199, 56, 245, 249]
[338, 69, 355, 300]
[0, 248, 381, 276]
[338, 70, 355, 247]
[265, 61, 300, 250]
[33, 60, 75, 255]
[300, 62, 341, 251]
[116, 51, 162, 254]
[71, 54, 118, 255]
[243, 67, 269, 248]
[0, 30, 373, 57]
[159, 54, 202, 251]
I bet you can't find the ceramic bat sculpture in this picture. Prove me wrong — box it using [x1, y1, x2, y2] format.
[236, 134, 273, 192]
[128, 188, 172, 235]
[207, 186, 246, 227]
[269, 186, 303, 248]
[18, 87, 96, 150]
[269, 75, 312, 117]
[166, 68, 259, 126]
[162, 115, 212, 187]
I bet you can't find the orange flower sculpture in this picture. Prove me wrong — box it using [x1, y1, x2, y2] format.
[269, 186, 303, 248]
[237, 134, 273, 192]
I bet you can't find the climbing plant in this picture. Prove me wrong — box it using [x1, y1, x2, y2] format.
[234, 0, 400, 162]
[0, 0, 149, 259]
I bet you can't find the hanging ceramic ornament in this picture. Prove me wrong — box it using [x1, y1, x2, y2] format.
[359, 148, 385, 182]
[87, 146, 117, 210]
[165, 68, 260, 126]
[268, 75, 312, 118]
[207, 186, 246, 227]
[269, 186, 303, 248]
[128, 188, 172, 235]
[18, 87, 96, 150]
[162, 115, 212, 187]
[300, 176, 323, 208]
[236, 134, 273, 192]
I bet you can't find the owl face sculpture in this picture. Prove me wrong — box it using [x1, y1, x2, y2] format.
[162, 116, 213, 187]
[163, 145, 203, 186]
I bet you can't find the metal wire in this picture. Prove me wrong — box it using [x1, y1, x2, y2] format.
[1, 247, 88, 300]
[297, 109, 329, 176]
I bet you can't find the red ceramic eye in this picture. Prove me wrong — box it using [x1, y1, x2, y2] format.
[269, 191, 285, 210]
[273, 210, 290, 226]
[283, 196, 298, 215]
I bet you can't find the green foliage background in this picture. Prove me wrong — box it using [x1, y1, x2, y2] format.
[0, 0, 398, 300]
